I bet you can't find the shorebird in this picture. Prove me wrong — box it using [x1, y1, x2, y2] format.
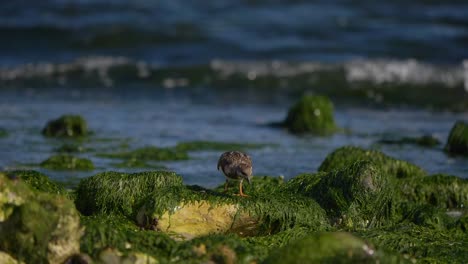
[217, 151, 253, 197]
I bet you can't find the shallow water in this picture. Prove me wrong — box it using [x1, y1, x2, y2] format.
[0, 89, 466, 188]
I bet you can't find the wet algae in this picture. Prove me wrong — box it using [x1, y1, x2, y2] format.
[4, 170, 67, 196]
[282, 95, 338, 135]
[42, 114, 89, 138]
[445, 120, 468, 156]
[40, 154, 95, 170]
[0, 173, 83, 264]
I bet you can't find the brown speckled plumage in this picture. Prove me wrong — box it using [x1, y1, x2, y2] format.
[217, 151, 253, 196]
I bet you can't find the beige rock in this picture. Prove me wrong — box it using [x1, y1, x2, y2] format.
[138, 201, 258, 240]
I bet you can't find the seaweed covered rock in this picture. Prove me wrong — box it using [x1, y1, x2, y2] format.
[445, 121, 468, 156]
[4, 170, 67, 195]
[0, 252, 23, 264]
[80, 214, 174, 262]
[76, 171, 183, 216]
[137, 177, 329, 240]
[175, 233, 269, 264]
[283, 95, 337, 134]
[288, 161, 392, 228]
[98, 146, 188, 161]
[357, 224, 468, 263]
[318, 146, 426, 179]
[264, 232, 404, 264]
[40, 154, 95, 170]
[398, 174, 468, 209]
[0, 173, 83, 263]
[42, 114, 88, 137]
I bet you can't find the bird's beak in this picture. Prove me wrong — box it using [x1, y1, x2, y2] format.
[246, 177, 251, 185]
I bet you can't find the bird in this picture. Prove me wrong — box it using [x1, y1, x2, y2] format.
[217, 151, 253, 197]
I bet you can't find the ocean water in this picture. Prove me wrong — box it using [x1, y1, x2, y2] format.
[0, 1, 467, 187]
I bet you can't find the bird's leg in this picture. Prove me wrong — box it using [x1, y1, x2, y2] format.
[224, 179, 229, 192]
[235, 179, 248, 197]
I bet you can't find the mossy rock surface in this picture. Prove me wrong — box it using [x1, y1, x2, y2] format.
[264, 232, 405, 264]
[137, 176, 329, 239]
[4, 170, 67, 196]
[357, 223, 468, 263]
[98, 146, 188, 161]
[0, 174, 83, 263]
[445, 121, 468, 155]
[288, 161, 392, 228]
[397, 174, 468, 209]
[80, 214, 175, 262]
[40, 154, 95, 170]
[318, 146, 426, 179]
[283, 95, 337, 135]
[75, 171, 183, 217]
[42, 114, 88, 137]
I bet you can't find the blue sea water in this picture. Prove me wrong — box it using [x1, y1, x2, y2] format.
[0, 1, 467, 186]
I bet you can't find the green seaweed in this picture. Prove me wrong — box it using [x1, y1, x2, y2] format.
[318, 146, 426, 179]
[0, 174, 82, 263]
[42, 114, 88, 138]
[282, 95, 338, 135]
[397, 174, 468, 209]
[377, 135, 440, 147]
[80, 214, 176, 262]
[357, 224, 468, 263]
[75, 171, 183, 217]
[40, 154, 95, 170]
[289, 161, 393, 229]
[174, 233, 266, 264]
[4, 170, 67, 196]
[445, 121, 468, 156]
[97, 146, 188, 161]
[263, 232, 406, 264]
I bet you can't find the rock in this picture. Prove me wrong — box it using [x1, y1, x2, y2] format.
[288, 161, 392, 228]
[40, 154, 95, 170]
[98, 248, 159, 264]
[283, 95, 337, 134]
[0, 173, 83, 263]
[397, 174, 468, 209]
[80, 214, 175, 263]
[357, 223, 467, 263]
[75, 171, 183, 216]
[263, 232, 403, 263]
[0, 251, 24, 264]
[137, 177, 329, 239]
[445, 121, 468, 155]
[318, 146, 426, 179]
[42, 115, 88, 137]
[4, 170, 67, 195]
